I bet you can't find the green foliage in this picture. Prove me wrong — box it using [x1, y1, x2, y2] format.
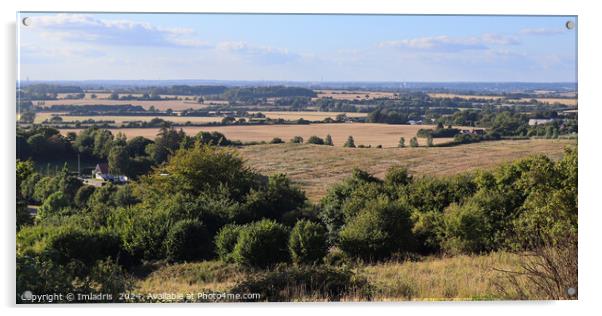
[289, 220, 328, 265]
[270, 137, 284, 144]
[398, 137, 405, 148]
[343, 136, 356, 148]
[324, 134, 334, 146]
[244, 173, 307, 222]
[307, 136, 325, 145]
[164, 219, 212, 262]
[409, 137, 419, 147]
[38, 192, 70, 219]
[141, 145, 258, 200]
[215, 224, 243, 262]
[108, 145, 130, 175]
[232, 219, 290, 268]
[290, 136, 304, 144]
[74, 185, 95, 208]
[339, 197, 415, 261]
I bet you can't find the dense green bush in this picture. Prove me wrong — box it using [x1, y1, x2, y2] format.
[164, 219, 212, 262]
[232, 219, 290, 268]
[46, 229, 126, 266]
[339, 197, 415, 261]
[215, 224, 243, 262]
[74, 185, 96, 208]
[307, 136, 325, 145]
[38, 192, 70, 219]
[289, 220, 328, 265]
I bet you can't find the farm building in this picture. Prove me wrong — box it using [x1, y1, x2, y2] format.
[529, 118, 557, 126]
[93, 163, 128, 183]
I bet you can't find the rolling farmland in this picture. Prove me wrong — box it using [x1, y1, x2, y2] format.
[238, 139, 575, 201]
[60, 123, 456, 148]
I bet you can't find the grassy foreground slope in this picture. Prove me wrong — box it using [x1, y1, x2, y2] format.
[135, 252, 528, 301]
[238, 139, 575, 201]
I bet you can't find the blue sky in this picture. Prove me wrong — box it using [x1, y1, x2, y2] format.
[18, 13, 577, 82]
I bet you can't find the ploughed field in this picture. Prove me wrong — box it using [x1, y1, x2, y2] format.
[59, 123, 456, 148]
[237, 139, 575, 201]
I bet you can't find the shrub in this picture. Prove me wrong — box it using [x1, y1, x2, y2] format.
[441, 202, 491, 254]
[338, 197, 415, 261]
[324, 134, 334, 146]
[232, 219, 290, 268]
[409, 137, 419, 147]
[46, 228, 127, 266]
[163, 219, 212, 262]
[215, 224, 243, 262]
[270, 137, 284, 144]
[289, 220, 328, 265]
[290, 136, 304, 144]
[307, 136, 325, 145]
[74, 185, 96, 208]
[38, 191, 70, 219]
[343, 136, 356, 148]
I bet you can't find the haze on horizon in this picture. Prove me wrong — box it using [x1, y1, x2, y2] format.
[18, 13, 577, 83]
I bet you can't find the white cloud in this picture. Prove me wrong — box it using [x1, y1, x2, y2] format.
[379, 33, 519, 52]
[216, 41, 301, 64]
[27, 14, 209, 48]
[519, 27, 564, 36]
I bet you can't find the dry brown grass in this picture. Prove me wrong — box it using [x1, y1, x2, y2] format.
[134, 252, 537, 301]
[59, 123, 456, 148]
[238, 139, 574, 201]
[361, 252, 525, 301]
[135, 261, 245, 297]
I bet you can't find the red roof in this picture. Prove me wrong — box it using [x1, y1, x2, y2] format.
[95, 163, 109, 174]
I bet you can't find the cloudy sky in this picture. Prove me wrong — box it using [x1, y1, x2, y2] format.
[17, 13, 577, 82]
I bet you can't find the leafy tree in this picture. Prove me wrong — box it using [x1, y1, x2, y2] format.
[410, 137, 419, 147]
[74, 185, 96, 208]
[270, 137, 284, 144]
[37, 192, 70, 220]
[108, 145, 130, 175]
[290, 136, 304, 144]
[289, 220, 328, 265]
[398, 137, 405, 148]
[307, 136, 325, 145]
[343, 136, 356, 148]
[338, 197, 415, 261]
[324, 134, 334, 146]
[163, 219, 212, 262]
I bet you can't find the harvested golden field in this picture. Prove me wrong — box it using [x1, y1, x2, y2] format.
[60, 123, 455, 147]
[428, 93, 504, 100]
[33, 99, 208, 111]
[35, 113, 223, 124]
[515, 97, 577, 106]
[248, 111, 367, 120]
[238, 139, 575, 201]
[427, 93, 578, 106]
[315, 89, 396, 100]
